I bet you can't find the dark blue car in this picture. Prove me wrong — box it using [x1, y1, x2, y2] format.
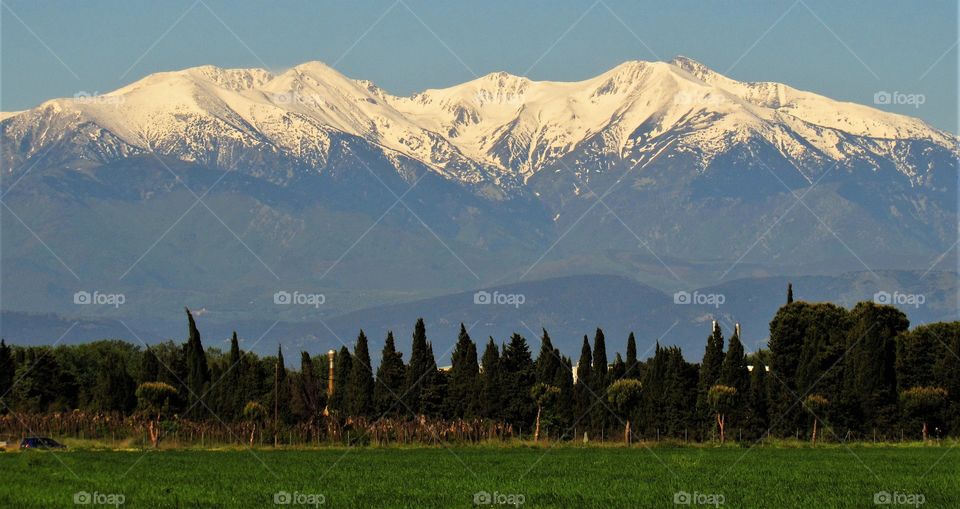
[19, 437, 66, 449]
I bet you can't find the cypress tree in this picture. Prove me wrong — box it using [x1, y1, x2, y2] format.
[92, 351, 136, 413]
[625, 332, 638, 379]
[479, 338, 502, 419]
[501, 333, 536, 428]
[720, 331, 749, 393]
[271, 345, 290, 424]
[374, 331, 406, 417]
[228, 332, 241, 372]
[183, 308, 210, 416]
[404, 318, 433, 415]
[446, 324, 480, 418]
[574, 336, 593, 432]
[329, 346, 352, 414]
[535, 329, 562, 386]
[746, 361, 770, 439]
[295, 351, 321, 420]
[696, 322, 725, 435]
[0, 339, 14, 403]
[787, 282, 794, 304]
[846, 302, 909, 432]
[420, 341, 445, 418]
[346, 330, 374, 417]
[610, 353, 626, 382]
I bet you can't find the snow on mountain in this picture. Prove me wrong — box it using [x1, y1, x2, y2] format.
[2, 57, 956, 192]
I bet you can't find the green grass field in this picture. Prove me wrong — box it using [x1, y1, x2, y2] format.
[1, 444, 956, 508]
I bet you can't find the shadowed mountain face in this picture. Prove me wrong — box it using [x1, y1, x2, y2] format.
[1, 59, 956, 345]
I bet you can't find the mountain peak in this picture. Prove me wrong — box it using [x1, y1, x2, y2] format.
[669, 55, 713, 75]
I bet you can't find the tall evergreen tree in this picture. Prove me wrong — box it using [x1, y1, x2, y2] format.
[846, 302, 909, 432]
[0, 339, 14, 405]
[139, 347, 160, 384]
[404, 318, 434, 415]
[501, 333, 536, 428]
[92, 350, 136, 412]
[346, 330, 374, 417]
[696, 322, 725, 434]
[720, 331, 749, 393]
[329, 346, 352, 414]
[294, 351, 321, 421]
[746, 362, 770, 439]
[573, 336, 593, 433]
[535, 329, 562, 386]
[270, 345, 290, 424]
[183, 308, 210, 417]
[374, 331, 406, 417]
[787, 282, 794, 304]
[610, 353, 626, 382]
[625, 332, 639, 379]
[479, 338, 502, 419]
[420, 341, 446, 417]
[446, 324, 480, 418]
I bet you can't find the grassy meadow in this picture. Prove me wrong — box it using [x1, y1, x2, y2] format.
[0, 442, 957, 508]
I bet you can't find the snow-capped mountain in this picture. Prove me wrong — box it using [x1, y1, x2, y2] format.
[1, 58, 956, 327]
[3, 57, 955, 193]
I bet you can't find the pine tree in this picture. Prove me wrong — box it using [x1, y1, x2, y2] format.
[625, 332, 639, 379]
[374, 331, 406, 417]
[479, 338, 502, 419]
[787, 282, 794, 304]
[446, 324, 480, 418]
[501, 333, 536, 428]
[346, 330, 374, 417]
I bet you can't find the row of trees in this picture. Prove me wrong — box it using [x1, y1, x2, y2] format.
[1, 286, 958, 444]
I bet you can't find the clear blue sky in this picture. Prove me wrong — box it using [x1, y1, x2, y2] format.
[2, 0, 957, 131]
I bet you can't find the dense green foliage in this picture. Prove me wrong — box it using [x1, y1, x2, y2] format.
[1, 289, 959, 443]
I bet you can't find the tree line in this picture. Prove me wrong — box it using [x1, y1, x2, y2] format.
[1, 284, 958, 445]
